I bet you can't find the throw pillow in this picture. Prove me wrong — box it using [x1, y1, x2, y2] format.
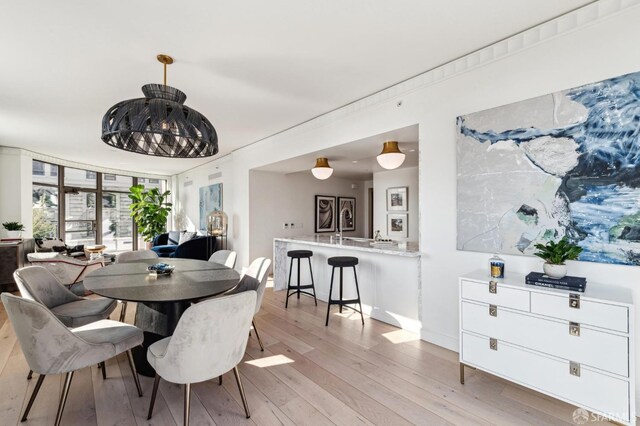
[179, 231, 197, 245]
[168, 231, 182, 245]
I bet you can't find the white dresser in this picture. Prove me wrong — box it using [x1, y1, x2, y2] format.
[459, 270, 635, 424]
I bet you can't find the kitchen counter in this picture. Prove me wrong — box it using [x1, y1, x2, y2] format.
[273, 236, 421, 257]
[273, 236, 422, 332]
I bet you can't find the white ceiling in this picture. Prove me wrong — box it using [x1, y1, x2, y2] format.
[0, 0, 592, 175]
[256, 125, 419, 180]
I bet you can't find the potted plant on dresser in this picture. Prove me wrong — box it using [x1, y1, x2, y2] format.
[533, 237, 582, 278]
[128, 185, 172, 248]
[2, 221, 25, 239]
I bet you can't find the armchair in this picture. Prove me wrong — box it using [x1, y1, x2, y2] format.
[151, 232, 217, 261]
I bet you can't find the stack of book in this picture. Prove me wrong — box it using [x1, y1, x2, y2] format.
[525, 272, 587, 292]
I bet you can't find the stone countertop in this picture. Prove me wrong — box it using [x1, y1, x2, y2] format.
[274, 236, 421, 257]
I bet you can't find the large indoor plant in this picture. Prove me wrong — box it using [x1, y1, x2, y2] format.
[128, 185, 172, 246]
[533, 237, 582, 278]
[2, 221, 25, 238]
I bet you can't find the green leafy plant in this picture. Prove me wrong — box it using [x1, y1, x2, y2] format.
[128, 185, 172, 243]
[533, 237, 582, 265]
[2, 221, 25, 231]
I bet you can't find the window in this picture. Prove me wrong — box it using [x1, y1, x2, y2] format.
[104, 174, 116, 181]
[102, 194, 116, 208]
[86, 171, 97, 179]
[149, 178, 159, 184]
[33, 161, 44, 176]
[103, 174, 133, 192]
[32, 186, 58, 238]
[32, 160, 58, 185]
[65, 167, 96, 189]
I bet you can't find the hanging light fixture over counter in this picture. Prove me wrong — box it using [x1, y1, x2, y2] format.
[376, 141, 405, 170]
[101, 54, 218, 158]
[311, 157, 333, 180]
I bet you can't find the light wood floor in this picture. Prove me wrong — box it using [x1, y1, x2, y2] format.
[0, 284, 615, 425]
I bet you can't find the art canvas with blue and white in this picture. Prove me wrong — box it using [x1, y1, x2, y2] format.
[199, 183, 222, 231]
[457, 71, 640, 265]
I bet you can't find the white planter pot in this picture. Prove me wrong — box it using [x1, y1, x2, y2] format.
[5, 230, 22, 239]
[543, 263, 567, 278]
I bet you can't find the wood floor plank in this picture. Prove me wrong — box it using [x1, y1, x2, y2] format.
[0, 320, 17, 375]
[0, 341, 31, 425]
[194, 379, 257, 425]
[92, 359, 136, 426]
[159, 379, 216, 425]
[278, 397, 336, 426]
[61, 364, 97, 425]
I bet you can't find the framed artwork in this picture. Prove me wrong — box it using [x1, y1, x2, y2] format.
[457, 70, 640, 265]
[337, 197, 356, 232]
[315, 195, 336, 233]
[199, 183, 222, 231]
[387, 187, 408, 211]
[387, 213, 408, 238]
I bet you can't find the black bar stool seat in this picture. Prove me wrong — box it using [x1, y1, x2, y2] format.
[285, 250, 317, 307]
[325, 256, 364, 326]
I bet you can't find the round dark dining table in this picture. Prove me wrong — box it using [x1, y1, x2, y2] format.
[84, 258, 240, 376]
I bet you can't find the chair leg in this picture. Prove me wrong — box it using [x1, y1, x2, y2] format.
[126, 350, 143, 397]
[21, 374, 45, 421]
[147, 374, 161, 420]
[54, 371, 74, 426]
[353, 266, 364, 326]
[218, 375, 222, 386]
[308, 257, 317, 306]
[285, 257, 293, 308]
[27, 369, 33, 380]
[119, 301, 128, 323]
[296, 258, 301, 299]
[100, 361, 107, 380]
[233, 366, 251, 419]
[184, 383, 191, 426]
[325, 266, 335, 326]
[252, 318, 264, 351]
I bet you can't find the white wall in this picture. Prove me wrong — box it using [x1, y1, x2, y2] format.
[172, 1, 640, 406]
[373, 166, 419, 241]
[249, 170, 366, 261]
[0, 148, 32, 237]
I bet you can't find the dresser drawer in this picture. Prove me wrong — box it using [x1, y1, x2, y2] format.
[530, 292, 628, 333]
[461, 332, 630, 422]
[460, 279, 529, 311]
[461, 301, 629, 377]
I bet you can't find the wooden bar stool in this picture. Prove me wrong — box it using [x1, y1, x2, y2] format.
[285, 250, 317, 307]
[325, 256, 364, 326]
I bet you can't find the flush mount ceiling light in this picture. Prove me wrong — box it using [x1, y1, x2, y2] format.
[101, 54, 218, 158]
[311, 157, 333, 180]
[376, 140, 406, 170]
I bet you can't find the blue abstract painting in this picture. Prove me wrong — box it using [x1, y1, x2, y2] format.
[457, 71, 640, 265]
[199, 183, 222, 231]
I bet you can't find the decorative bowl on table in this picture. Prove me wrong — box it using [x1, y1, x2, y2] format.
[147, 263, 175, 276]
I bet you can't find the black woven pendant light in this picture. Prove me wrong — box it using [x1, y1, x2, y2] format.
[101, 54, 218, 158]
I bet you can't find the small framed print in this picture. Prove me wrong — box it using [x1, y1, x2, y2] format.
[315, 195, 336, 233]
[337, 197, 356, 232]
[387, 213, 408, 238]
[387, 186, 408, 211]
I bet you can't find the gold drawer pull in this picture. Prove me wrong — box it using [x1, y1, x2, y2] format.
[489, 304, 497, 317]
[569, 294, 580, 309]
[489, 281, 497, 294]
[569, 322, 580, 336]
[570, 361, 580, 377]
[489, 338, 498, 351]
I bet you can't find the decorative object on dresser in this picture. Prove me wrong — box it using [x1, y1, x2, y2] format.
[337, 197, 356, 232]
[315, 195, 336, 233]
[2, 221, 25, 239]
[387, 214, 408, 238]
[526, 272, 587, 292]
[488, 254, 505, 278]
[0, 239, 35, 292]
[386, 186, 408, 211]
[534, 237, 583, 278]
[459, 270, 635, 425]
[457, 71, 640, 266]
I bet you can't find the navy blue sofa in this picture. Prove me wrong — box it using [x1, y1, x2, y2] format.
[151, 233, 217, 261]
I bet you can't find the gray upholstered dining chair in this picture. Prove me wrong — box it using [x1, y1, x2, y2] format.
[230, 257, 271, 351]
[14, 266, 120, 380]
[115, 249, 159, 321]
[14, 266, 117, 327]
[208, 250, 237, 268]
[146, 291, 256, 425]
[1, 293, 144, 426]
